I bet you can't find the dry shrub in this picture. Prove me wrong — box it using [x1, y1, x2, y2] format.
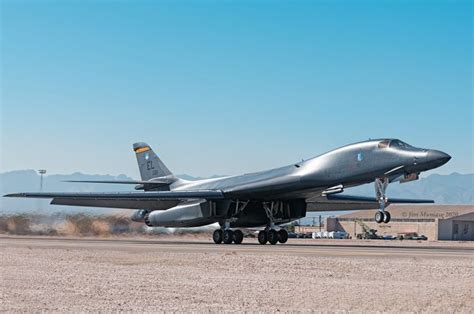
[5, 215, 31, 235]
[0, 212, 208, 237]
[56, 220, 78, 236]
[91, 220, 110, 237]
[66, 214, 93, 235]
[0, 218, 8, 233]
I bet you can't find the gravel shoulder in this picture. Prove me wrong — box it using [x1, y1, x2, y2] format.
[1, 236, 473, 312]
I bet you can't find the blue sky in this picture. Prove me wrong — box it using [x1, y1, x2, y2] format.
[1, 0, 472, 178]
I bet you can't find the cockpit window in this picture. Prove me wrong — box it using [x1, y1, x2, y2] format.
[389, 140, 413, 149]
[378, 140, 390, 149]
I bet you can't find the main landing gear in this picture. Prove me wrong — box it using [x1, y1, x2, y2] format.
[374, 177, 391, 224]
[213, 228, 289, 245]
[258, 229, 288, 245]
[212, 200, 290, 245]
[212, 229, 244, 244]
[257, 201, 289, 245]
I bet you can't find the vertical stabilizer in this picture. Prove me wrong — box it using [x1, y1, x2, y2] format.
[133, 142, 173, 181]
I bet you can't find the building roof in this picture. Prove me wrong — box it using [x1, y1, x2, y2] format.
[338, 205, 474, 220]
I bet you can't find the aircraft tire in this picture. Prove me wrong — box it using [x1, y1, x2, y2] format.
[233, 229, 244, 244]
[213, 229, 223, 244]
[278, 229, 288, 243]
[375, 211, 384, 223]
[258, 230, 267, 245]
[383, 211, 391, 223]
[223, 230, 234, 244]
[268, 230, 279, 245]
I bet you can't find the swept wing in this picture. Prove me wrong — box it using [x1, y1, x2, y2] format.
[307, 194, 433, 211]
[4, 190, 224, 210]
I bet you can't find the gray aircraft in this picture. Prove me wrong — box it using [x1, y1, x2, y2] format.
[5, 139, 450, 245]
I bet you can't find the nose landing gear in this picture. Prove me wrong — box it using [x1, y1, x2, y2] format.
[374, 210, 391, 223]
[375, 177, 391, 224]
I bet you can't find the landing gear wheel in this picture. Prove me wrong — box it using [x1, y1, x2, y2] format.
[278, 229, 288, 244]
[223, 230, 234, 244]
[258, 230, 268, 245]
[375, 211, 384, 224]
[268, 230, 279, 245]
[383, 211, 391, 223]
[233, 229, 244, 244]
[213, 229, 223, 244]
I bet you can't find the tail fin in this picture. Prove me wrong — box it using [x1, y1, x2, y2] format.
[133, 142, 173, 181]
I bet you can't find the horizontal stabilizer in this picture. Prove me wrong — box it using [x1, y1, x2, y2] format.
[63, 179, 173, 186]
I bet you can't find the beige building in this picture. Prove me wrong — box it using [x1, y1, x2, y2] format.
[326, 205, 474, 241]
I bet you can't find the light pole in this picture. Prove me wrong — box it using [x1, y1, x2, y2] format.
[38, 169, 47, 191]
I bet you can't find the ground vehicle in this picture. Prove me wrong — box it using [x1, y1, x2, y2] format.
[355, 219, 381, 239]
[329, 231, 349, 239]
[397, 232, 428, 240]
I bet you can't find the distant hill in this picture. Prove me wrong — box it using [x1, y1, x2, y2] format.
[1, 170, 472, 214]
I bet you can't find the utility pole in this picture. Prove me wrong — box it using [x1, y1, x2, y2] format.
[38, 169, 47, 191]
[37, 170, 47, 212]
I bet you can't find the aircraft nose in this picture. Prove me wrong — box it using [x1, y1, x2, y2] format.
[427, 150, 451, 165]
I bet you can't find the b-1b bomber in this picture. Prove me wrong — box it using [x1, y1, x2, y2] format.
[5, 139, 450, 245]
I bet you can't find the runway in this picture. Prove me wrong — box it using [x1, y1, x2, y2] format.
[1, 235, 473, 312]
[1, 235, 473, 258]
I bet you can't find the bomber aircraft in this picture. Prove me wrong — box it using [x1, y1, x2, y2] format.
[5, 139, 450, 245]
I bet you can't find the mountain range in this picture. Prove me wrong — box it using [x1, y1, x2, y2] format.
[1, 170, 472, 214]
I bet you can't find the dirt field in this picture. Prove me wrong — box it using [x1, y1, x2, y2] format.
[1, 236, 473, 312]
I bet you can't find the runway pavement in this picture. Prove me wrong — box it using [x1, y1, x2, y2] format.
[1, 235, 472, 258]
[2, 235, 473, 312]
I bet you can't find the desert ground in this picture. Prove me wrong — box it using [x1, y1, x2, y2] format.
[1, 235, 473, 312]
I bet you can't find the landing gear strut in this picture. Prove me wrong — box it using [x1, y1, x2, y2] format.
[375, 178, 391, 224]
[257, 202, 289, 245]
[213, 200, 250, 245]
[213, 200, 290, 245]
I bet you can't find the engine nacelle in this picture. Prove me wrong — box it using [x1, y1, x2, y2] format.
[141, 199, 307, 228]
[130, 209, 148, 222]
[144, 201, 219, 228]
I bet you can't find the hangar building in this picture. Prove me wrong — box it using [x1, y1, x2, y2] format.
[326, 205, 474, 241]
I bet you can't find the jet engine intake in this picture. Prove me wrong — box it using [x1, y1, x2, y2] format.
[130, 209, 148, 222]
